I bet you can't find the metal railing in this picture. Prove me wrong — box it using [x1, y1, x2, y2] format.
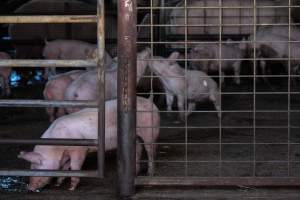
[0, 0, 105, 178]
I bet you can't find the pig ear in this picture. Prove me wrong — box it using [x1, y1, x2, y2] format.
[18, 151, 44, 165]
[168, 52, 180, 64]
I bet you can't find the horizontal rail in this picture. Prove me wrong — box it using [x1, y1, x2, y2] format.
[0, 170, 98, 177]
[138, 23, 298, 27]
[135, 177, 300, 186]
[0, 139, 97, 146]
[0, 15, 97, 24]
[0, 60, 97, 68]
[0, 100, 97, 107]
[137, 5, 300, 10]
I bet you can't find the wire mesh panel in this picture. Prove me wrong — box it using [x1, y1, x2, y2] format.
[135, 0, 300, 186]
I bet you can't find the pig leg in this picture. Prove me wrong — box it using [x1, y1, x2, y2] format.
[209, 92, 221, 118]
[143, 135, 156, 176]
[46, 108, 55, 122]
[55, 160, 71, 187]
[68, 148, 88, 191]
[135, 138, 143, 175]
[177, 95, 185, 121]
[56, 108, 66, 119]
[56, 152, 71, 187]
[260, 60, 268, 83]
[166, 92, 174, 117]
[220, 71, 226, 87]
[291, 65, 298, 86]
[187, 102, 196, 118]
[44, 68, 56, 79]
[233, 61, 241, 85]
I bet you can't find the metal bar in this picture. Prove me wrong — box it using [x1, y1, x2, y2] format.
[136, 177, 300, 186]
[97, 0, 106, 179]
[218, 0, 223, 178]
[0, 139, 97, 146]
[118, 0, 137, 197]
[137, 5, 300, 9]
[0, 100, 97, 108]
[288, 0, 292, 177]
[0, 15, 97, 23]
[137, 23, 300, 27]
[253, 0, 257, 178]
[0, 170, 98, 177]
[0, 60, 96, 68]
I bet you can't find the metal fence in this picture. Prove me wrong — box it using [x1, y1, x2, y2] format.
[132, 0, 300, 192]
[0, 0, 105, 179]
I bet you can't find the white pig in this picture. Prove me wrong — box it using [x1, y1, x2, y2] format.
[248, 29, 300, 83]
[0, 52, 12, 97]
[18, 96, 160, 191]
[64, 47, 151, 113]
[189, 40, 247, 85]
[43, 70, 85, 122]
[43, 39, 113, 78]
[148, 52, 221, 121]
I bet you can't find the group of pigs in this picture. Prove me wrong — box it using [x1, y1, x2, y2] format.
[2, 25, 300, 191]
[189, 26, 300, 85]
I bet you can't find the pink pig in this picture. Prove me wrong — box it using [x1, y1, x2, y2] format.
[18, 96, 160, 191]
[64, 47, 151, 113]
[43, 70, 85, 122]
[148, 51, 221, 121]
[43, 39, 113, 78]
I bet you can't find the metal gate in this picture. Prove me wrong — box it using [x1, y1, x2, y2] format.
[119, 0, 300, 196]
[0, 0, 105, 179]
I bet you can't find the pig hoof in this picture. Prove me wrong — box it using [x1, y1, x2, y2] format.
[68, 186, 76, 191]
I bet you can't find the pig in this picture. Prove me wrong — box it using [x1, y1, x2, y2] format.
[148, 52, 221, 121]
[18, 96, 160, 191]
[249, 26, 300, 42]
[43, 39, 113, 78]
[248, 28, 300, 84]
[189, 39, 247, 85]
[0, 52, 12, 97]
[43, 70, 85, 122]
[64, 47, 151, 113]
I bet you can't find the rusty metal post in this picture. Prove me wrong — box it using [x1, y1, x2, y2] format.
[117, 0, 137, 198]
[97, 0, 105, 178]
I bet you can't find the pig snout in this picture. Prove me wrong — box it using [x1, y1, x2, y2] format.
[27, 176, 51, 192]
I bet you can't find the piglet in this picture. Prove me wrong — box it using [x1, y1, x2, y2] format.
[189, 39, 247, 85]
[148, 51, 220, 121]
[18, 96, 160, 191]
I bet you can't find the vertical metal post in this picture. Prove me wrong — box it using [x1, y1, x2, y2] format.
[117, 0, 137, 198]
[97, 0, 105, 178]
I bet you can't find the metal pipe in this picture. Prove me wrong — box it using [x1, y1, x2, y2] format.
[135, 177, 300, 186]
[0, 139, 97, 146]
[0, 60, 96, 68]
[0, 100, 97, 108]
[0, 170, 98, 177]
[0, 15, 97, 23]
[97, 0, 106, 179]
[118, 0, 137, 197]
